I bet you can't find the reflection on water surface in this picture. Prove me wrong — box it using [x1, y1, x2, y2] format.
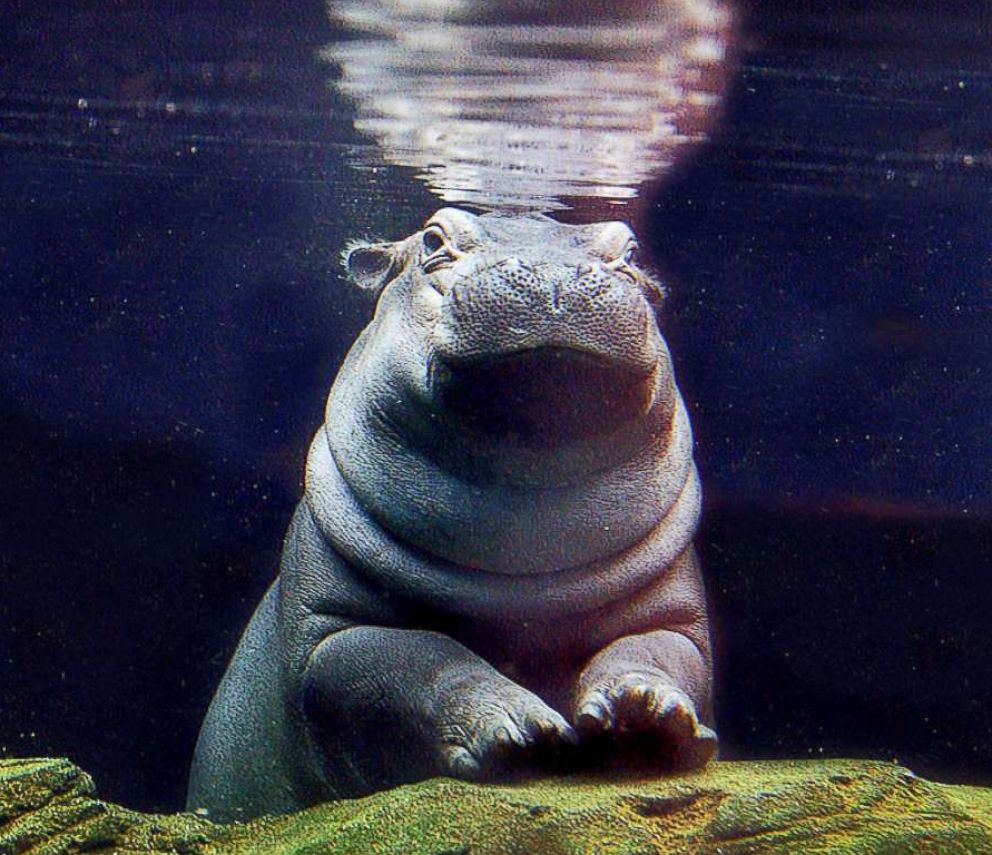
[323, 0, 733, 210]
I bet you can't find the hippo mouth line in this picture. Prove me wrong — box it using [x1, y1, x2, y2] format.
[432, 346, 656, 448]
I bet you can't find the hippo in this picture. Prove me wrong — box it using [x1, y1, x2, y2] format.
[187, 208, 716, 822]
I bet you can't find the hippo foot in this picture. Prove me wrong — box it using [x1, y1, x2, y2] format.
[434, 677, 577, 781]
[574, 670, 717, 771]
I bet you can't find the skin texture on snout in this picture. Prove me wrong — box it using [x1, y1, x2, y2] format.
[186, 208, 716, 822]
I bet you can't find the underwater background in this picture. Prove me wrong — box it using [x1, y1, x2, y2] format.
[0, 0, 989, 812]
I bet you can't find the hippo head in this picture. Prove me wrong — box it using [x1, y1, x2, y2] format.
[326, 208, 694, 573]
[342, 208, 675, 475]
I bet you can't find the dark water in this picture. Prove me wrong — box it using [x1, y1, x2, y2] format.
[0, 0, 990, 811]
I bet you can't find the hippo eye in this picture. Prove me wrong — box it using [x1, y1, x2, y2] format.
[622, 241, 640, 267]
[605, 240, 640, 284]
[421, 225, 454, 272]
[423, 228, 444, 255]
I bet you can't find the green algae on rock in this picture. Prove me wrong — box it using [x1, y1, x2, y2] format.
[2, 756, 990, 854]
[0, 758, 224, 854]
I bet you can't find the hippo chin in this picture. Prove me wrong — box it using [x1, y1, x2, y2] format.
[187, 208, 716, 822]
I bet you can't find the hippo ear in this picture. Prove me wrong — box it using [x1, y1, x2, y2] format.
[341, 240, 398, 296]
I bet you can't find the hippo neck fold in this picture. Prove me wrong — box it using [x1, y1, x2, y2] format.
[304, 426, 701, 621]
[325, 387, 694, 575]
[322, 311, 693, 574]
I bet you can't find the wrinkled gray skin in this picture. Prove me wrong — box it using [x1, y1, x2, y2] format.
[187, 208, 716, 822]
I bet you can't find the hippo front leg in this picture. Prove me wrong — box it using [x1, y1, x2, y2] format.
[569, 546, 718, 771]
[573, 626, 717, 770]
[302, 626, 576, 796]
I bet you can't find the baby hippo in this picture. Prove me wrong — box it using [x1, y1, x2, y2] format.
[187, 208, 716, 821]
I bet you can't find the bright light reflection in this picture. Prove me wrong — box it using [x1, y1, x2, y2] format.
[323, 0, 734, 211]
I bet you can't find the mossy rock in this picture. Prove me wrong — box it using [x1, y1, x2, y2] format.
[1, 756, 990, 854]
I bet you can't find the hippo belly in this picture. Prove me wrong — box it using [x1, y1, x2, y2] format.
[187, 208, 716, 822]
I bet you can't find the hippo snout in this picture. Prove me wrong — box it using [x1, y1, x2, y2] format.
[433, 257, 661, 374]
[427, 257, 667, 448]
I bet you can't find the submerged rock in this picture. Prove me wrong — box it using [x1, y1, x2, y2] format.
[1, 756, 990, 854]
